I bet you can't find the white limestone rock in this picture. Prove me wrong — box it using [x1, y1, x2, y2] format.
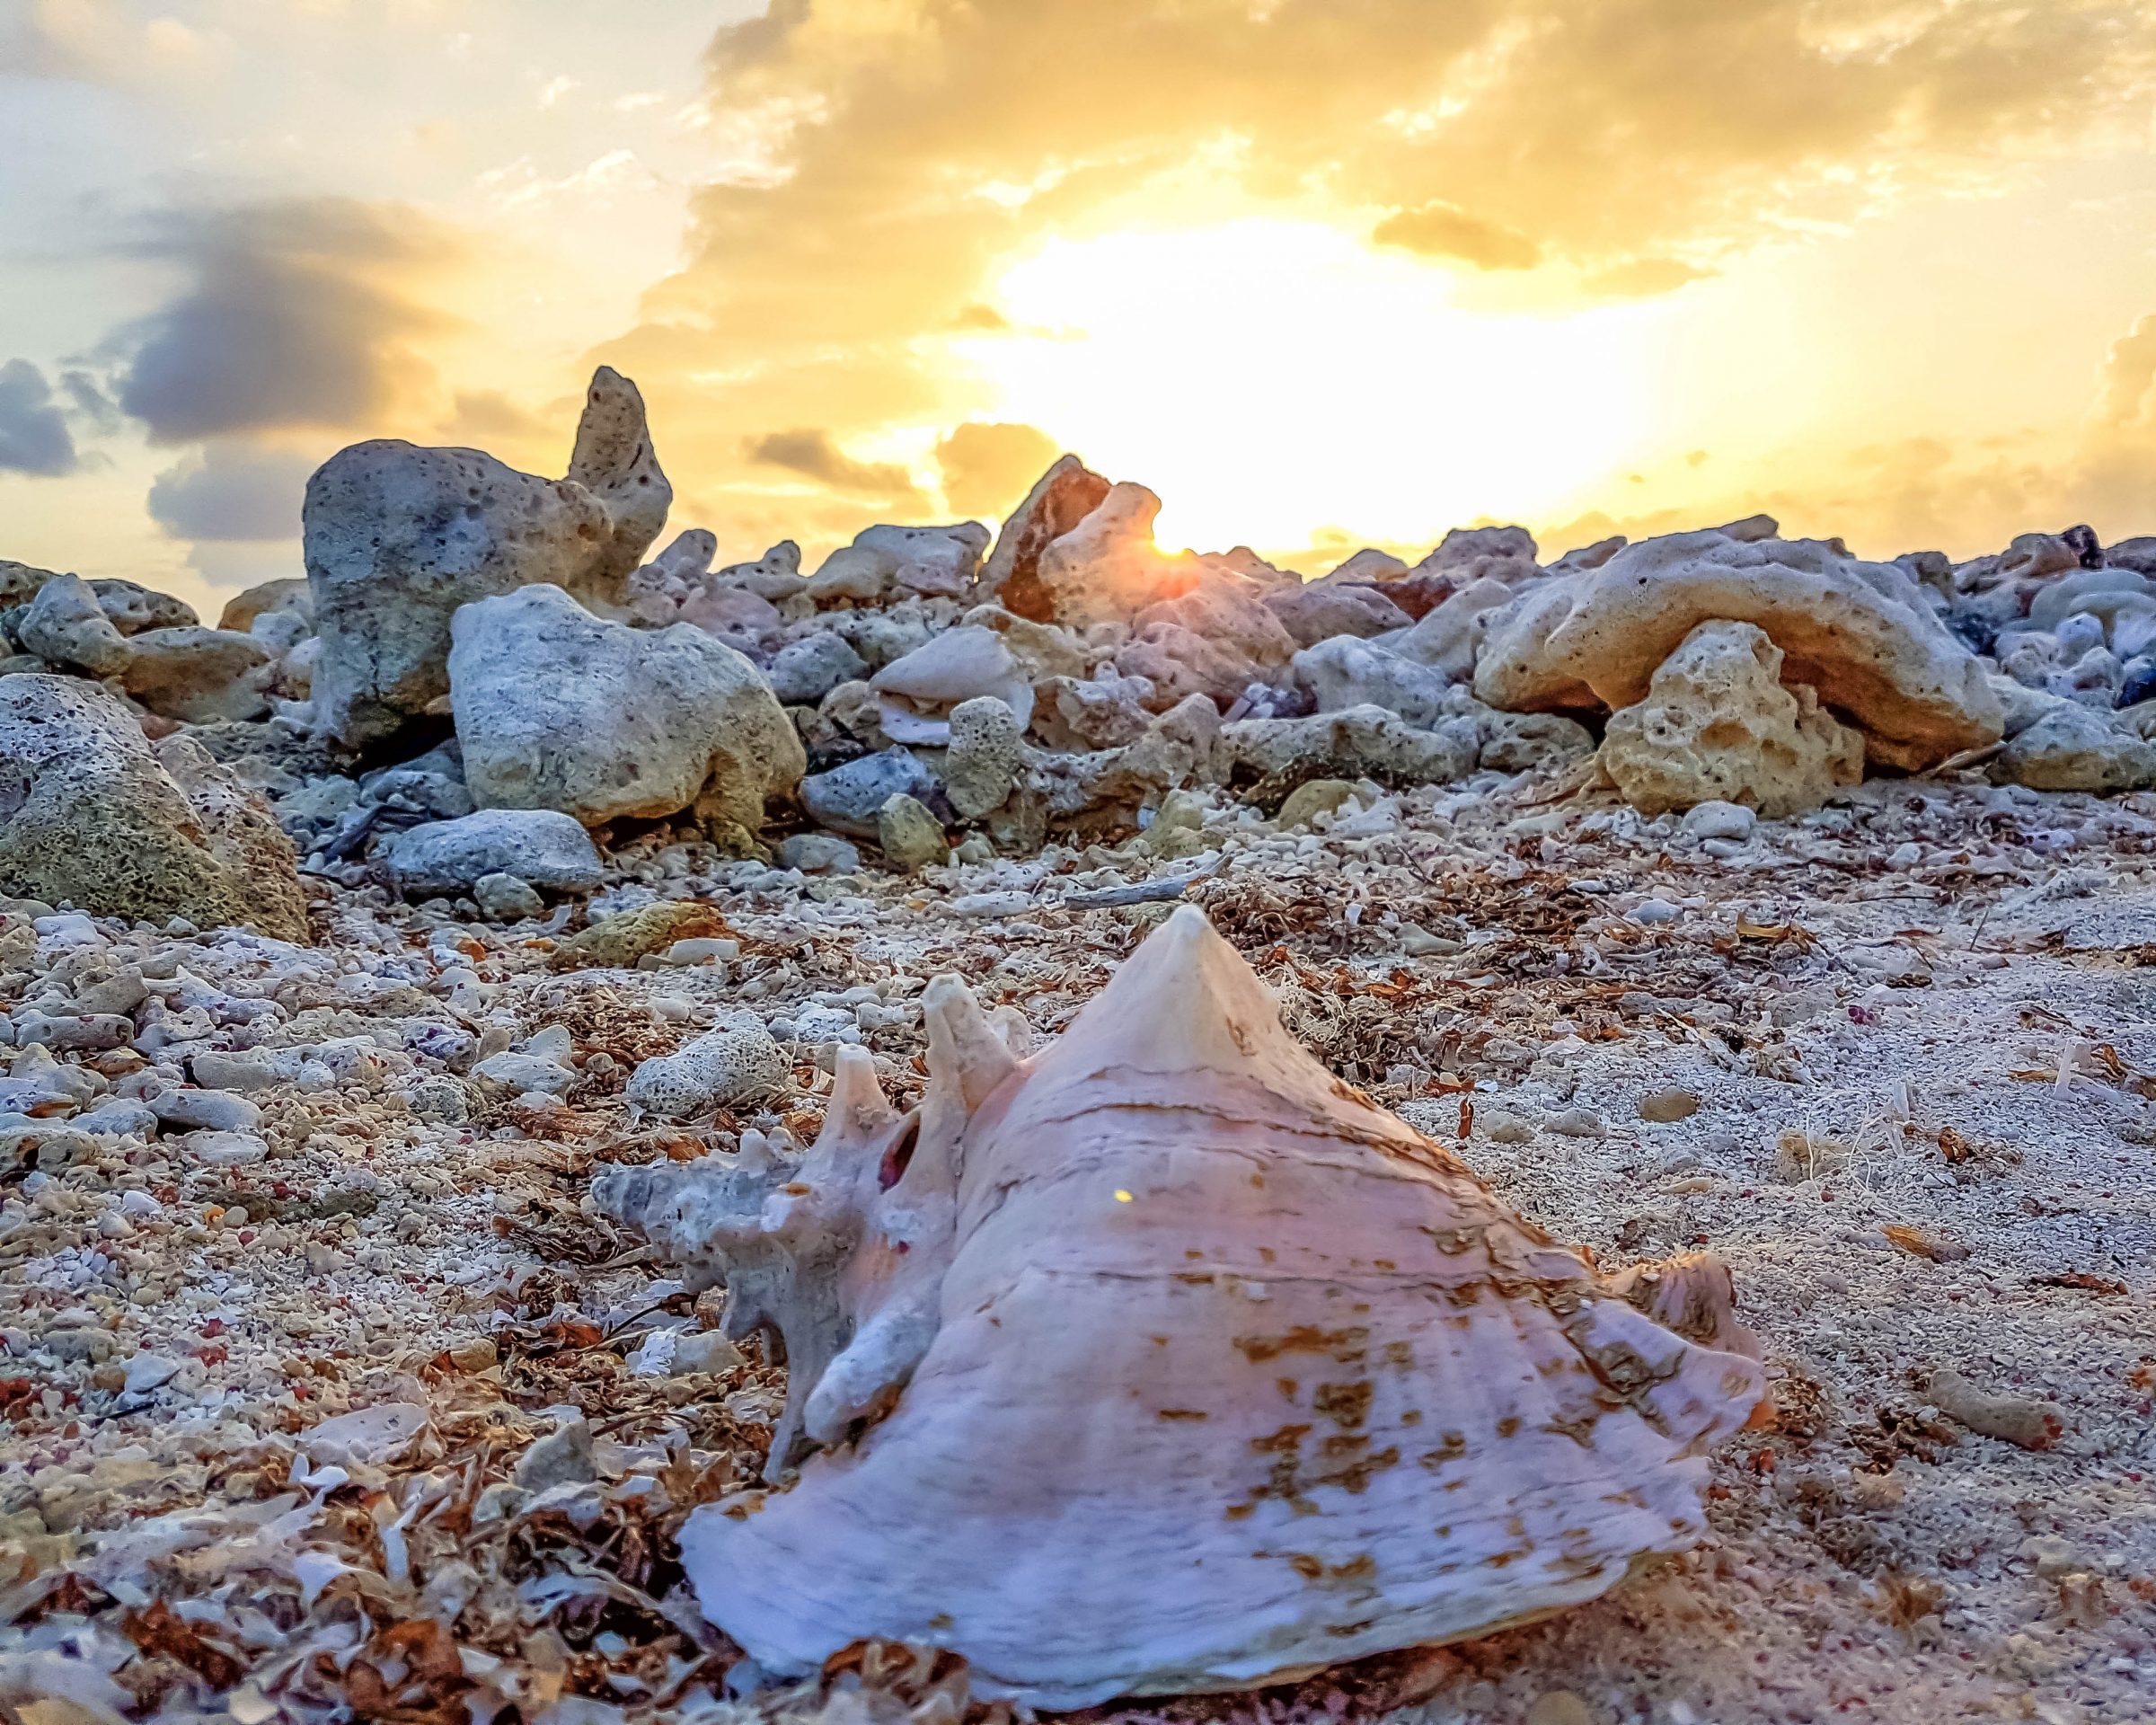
[448, 584, 803, 833]
[1476, 527, 2001, 771]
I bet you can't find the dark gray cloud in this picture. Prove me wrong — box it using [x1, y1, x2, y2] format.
[116, 199, 455, 443]
[0, 359, 79, 477]
[146, 439, 319, 542]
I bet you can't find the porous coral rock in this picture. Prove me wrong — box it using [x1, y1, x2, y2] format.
[1117, 577, 1296, 708]
[1476, 528, 2001, 770]
[18, 572, 131, 677]
[119, 628, 273, 724]
[942, 695, 1025, 819]
[976, 454, 1113, 618]
[1989, 699, 2156, 792]
[1293, 634, 1453, 726]
[1221, 703, 1479, 806]
[623, 1014, 788, 1119]
[1030, 481, 1207, 627]
[598, 908, 1764, 1705]
[305, 367, 670, 744]
[0, 674, 307, 939]
[449, 584, 802, 833]
[1599, 621, 1862, 818]
[1264, 579, 1412, 647]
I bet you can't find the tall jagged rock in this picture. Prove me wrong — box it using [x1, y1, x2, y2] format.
[305, 367, 671, 745]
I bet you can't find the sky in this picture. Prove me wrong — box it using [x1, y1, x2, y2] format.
[4, 0, 2156, 621]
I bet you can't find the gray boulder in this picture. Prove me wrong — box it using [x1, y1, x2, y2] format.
[19, 573, 131, 676]
[449, 584, 804, 834]
[767, 632, 870, 706]
[0, 674, 308, 939]
[383, 809, 601, 897]
[800, 748, 939, 839]
[305, 366, 670, 745]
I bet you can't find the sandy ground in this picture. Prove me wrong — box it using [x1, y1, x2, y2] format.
[2, 767, 2151, 1725]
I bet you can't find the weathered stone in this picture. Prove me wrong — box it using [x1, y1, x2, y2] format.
[564, 365, 674, 588]
[1293, 636, 1452, 726]
[1599, 621, 1863, 818]
[19, 572, 132, 676]
[1989, 700, 2156, 792]
[1118, 578, 1296, 707]
[383, 809, 601, 897]
[218, 578, 309, 633]
[1407, 524, 1540, 586]
[800, 749, 940, 839]
[767, 632, 869, 706]
[90, 579, 199, 636]
[449, 584, 803, 831]
[944, 695, 1025, 819]
[305, 367, 669, 744]
[119, 628, 273, 723]
[1392, 579, 1515, 680]
[552, 901, 729, 970]
[1032, 482, 1205, 627]
[1265, 581, 1411, 648]
[0, 562, 57, 607]
[0, 674, 307, 939]
[1276, 779, 1358, 830]
[1221, 704, 1479, 805]
[1032, 672, 1156, 751]
[776, 833, 862, 875]
[1476, 529, 2001, 770]
[877, 794, 950, 871]
[473, 872, 545, 922]
[977, 455, 1113, 618]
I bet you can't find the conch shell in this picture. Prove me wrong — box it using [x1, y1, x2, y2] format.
[595, 907, 1764, 1707]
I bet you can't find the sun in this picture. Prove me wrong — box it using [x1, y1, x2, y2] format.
[963, 219, 1666, 561]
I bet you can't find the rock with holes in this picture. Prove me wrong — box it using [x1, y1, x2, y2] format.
[1599, 621, 1864, 818]
[0, 674, 307, 939]
[449, 583, 802, 833]
[1475, 527, 2001, 770]
[595, 907, 1765, 1706]
[305, 366, 671, 744]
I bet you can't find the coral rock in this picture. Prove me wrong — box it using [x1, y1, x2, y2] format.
[0, 674, 307, 940]
[1599, 621, 1863, 818]
[305, 367, 669, 744]
[1476, 528, 2001, 770]
[449, 583, 803, 832]
[977, 455, 1113, 619]
[597, 907, 1764, 1705]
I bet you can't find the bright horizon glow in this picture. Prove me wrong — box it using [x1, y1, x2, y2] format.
[975, 223, 1664, 558]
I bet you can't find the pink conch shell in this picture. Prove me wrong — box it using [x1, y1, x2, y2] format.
[595, 907, 1766, 1707]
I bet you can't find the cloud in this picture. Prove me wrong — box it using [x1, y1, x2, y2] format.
[440, 389, 559, 453]
[1581, 257, 1717, 298]
[146, 440, 320, 543]
[0, 360, 79, 477]
[934, 420, 1061, 517]
[588, 0, 2156, 556]
[747, 429, 928, 510]
[114, 199, 458, 444]
[1372, 202, 1542, 270]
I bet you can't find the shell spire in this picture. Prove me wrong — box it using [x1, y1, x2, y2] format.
[602, 906, 1767, 1704]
